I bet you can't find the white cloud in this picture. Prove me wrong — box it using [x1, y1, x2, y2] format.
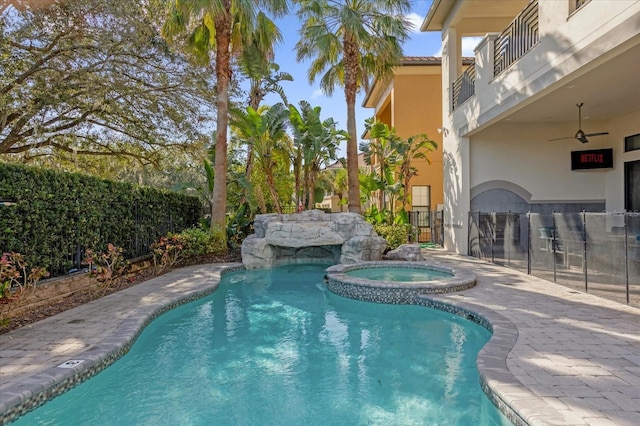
[462, 36, 483, 56]
[311, 88, 324, 99]
[430, 36, 484, 57]
[405, 12, 424, 33]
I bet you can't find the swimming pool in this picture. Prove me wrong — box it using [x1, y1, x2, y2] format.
[12, 264, 510, 425]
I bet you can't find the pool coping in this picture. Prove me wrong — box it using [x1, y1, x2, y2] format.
[0, 263, 244, 424]
[0, 260, 576, 425]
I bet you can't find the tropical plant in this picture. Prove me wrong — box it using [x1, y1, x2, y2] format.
[237, 30, 292, 207]
[226, 202, 253, 249]
[397, 134, 437, 209]
[162, 0, 289, 240]
[288, 101, 346, 210]
[231, 103, 290, 213]
[149, 235, 187, 273]
[0, 252, 48, 324]
[296, 0, 411, 214]
[361, 118, 402, 209]
[84, 244, 128, 295]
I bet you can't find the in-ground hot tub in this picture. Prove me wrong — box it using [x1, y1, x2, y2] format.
[325, 261, 476, 304]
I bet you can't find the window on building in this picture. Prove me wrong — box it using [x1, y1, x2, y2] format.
[411, 185, 431, 227]
[570, 0, 590, 15]
[625, 160, 640, 211]
[625, 133, 640, 152]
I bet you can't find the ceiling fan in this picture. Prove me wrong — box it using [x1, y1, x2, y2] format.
[548, 103, 609, 143]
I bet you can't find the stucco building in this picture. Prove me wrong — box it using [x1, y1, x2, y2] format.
[421, 0, 640, 254]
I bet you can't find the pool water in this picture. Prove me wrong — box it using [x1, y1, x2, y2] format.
[345, 266, 453, 282]
[14, 264, 510, 426]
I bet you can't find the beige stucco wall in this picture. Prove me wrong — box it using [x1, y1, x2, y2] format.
[392, 73, 444, 210]
[368, 67, 445, 212]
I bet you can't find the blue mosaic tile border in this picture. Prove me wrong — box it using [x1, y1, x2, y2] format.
[1, 263, 245, 425]
[326, 260, 477, 296]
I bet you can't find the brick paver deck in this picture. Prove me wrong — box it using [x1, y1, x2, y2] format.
[0, 254, 638, 425]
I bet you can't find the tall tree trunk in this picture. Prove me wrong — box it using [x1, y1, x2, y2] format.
[240, 151, 254, 206]
[307, 173, 315, 210]
[266, 171, 282, 214]
[255, 182, 267, 213]
[379, 158, 385, 210]
[302, 162, 310, 210]
[210, 10, 231, 241]
[240, 89, 262, 205]
[344, 37, 361, 214]
[294, 148, 302, 209]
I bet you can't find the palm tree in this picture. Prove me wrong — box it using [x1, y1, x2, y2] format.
[162, 0, 288, 240]
[231, 104, 290, 213]
[296, 0, 411, 214]
[238, 42, 293, 206]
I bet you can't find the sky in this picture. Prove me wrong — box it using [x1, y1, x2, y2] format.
[263, 0, 482, 157]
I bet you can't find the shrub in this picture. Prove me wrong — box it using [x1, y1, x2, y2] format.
[0, 252, 49, 323]
[151, 227, 227, 272]
[84, 244, 128, 295]
[373, 224, 410, 251]
[150, 234, 187, 273]
[181, 227, 226, 257]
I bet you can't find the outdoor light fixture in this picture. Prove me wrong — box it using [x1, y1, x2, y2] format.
[437, 127, 449, 136]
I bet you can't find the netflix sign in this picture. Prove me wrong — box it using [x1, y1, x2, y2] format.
[571, 148, 613, 171]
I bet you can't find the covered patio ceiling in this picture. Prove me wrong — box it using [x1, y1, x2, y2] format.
[488, 40, 640, 126]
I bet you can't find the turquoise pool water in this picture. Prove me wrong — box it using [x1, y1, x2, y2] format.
[345, 266, 453, 282]
[14, 264, 510, 425]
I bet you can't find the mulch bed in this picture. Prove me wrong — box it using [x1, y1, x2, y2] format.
[0, 250, 241, 335]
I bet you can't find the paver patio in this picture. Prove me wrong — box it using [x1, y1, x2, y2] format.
[0, 253, 638, 425]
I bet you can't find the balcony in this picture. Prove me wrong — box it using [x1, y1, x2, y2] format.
[493, 0, 539, 77]
[451, 0, 539, 109]
[451, 62, 475, 111]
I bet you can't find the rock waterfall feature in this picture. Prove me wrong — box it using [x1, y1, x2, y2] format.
[241, 210, 387, 269]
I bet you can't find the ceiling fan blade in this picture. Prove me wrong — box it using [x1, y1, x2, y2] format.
[583, 132, 609, 137]
[547, 136, 574, 141]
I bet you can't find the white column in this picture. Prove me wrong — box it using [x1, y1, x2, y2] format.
[441, 26, 470, 254]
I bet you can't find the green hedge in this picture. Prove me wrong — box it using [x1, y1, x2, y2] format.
[0, 162, 203, 277]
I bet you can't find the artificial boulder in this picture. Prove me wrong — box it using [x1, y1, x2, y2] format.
[384, 244, 425, 261]
[241, 210, 387, 269]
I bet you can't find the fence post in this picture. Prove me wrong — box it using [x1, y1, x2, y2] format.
[552, 211, 557, 282]
[507, 211, 512, 266]
[491, 212, 495, 263]
[527, 212, 531, 275]
[624, 212, 630, 304]
[582, 211, 587, 292]
[468, 212, 472, 256]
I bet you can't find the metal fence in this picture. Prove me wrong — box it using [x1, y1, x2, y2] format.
[468, 211, 640, 307]
[408, 210, 444, 246]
